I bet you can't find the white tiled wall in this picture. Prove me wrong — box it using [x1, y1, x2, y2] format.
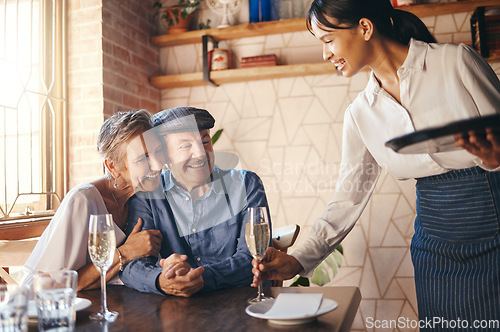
[158, 8, 500, 331]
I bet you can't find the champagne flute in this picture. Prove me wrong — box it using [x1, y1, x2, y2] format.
[88, 214, 119, 322]
[245, 206, 272, 303]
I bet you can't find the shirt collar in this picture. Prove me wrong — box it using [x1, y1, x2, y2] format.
[364, 38, 427, 106]
[161, 167, 225, 196]
[401, 38, 426, 71]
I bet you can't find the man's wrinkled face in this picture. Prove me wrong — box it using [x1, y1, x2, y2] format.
[165, 129, 214, 191]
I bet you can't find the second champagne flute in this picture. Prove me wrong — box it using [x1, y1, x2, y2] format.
[88, 214, 119, 322]
[245, 206, 272, 303]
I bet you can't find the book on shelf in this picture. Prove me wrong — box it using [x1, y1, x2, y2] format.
[240, 60, 278, 68]
[241, 54, 277, 64]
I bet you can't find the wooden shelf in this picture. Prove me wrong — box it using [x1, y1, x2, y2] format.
[150, 55, 500, 88]
[152, 18, 307, 46]
[152, 0, 500, 47]
[150, 62, 334, 88]
[150, 0, 500, 88]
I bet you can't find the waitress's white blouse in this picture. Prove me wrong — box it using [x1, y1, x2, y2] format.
[291, 39, 500, 276]
[22, 183, 126, 285]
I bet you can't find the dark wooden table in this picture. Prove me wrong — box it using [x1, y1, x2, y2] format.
[31, 285, 361, 331]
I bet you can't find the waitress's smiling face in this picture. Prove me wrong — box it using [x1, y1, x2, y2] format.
[310, 16, 371, 78]
[164, 129, 214, 191]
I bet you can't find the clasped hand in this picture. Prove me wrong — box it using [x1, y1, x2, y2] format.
[158, 254, 204, 297]
[119, 218, 163, 263]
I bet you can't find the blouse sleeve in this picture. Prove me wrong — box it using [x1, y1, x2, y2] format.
[24, 188, 93, 276]
[458, 44, 500, 171]
[291, 109, 382, 276]
[458, 44, 500, 117]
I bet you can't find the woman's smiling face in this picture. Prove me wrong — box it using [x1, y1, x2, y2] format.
[310, 16, 370, 78]
[120, 130, 166, 193]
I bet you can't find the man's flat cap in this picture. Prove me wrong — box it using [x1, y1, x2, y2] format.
[153, 107, 215, 135]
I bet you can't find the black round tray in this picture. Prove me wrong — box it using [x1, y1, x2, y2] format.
[385, 114, 500, 154]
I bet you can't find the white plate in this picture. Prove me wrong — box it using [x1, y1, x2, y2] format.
[28, 298, 92, 318]
[245, 298, 338, 325]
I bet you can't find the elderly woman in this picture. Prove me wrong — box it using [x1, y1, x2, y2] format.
[23, 109, 165, 291]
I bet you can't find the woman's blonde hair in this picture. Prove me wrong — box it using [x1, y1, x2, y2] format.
[97, 109, 153, 170]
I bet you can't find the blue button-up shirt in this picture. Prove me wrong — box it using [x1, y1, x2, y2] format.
[120, 167, 271, 295]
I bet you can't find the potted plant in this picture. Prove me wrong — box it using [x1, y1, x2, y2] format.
[290, 244, 344, 287]
[154, 0, 202, 34]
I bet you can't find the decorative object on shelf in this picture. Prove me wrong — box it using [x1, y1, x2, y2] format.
[471, 6, 500, 58]
[249, 0, 271, 22]
[199, 19, 212, 29]
[206, 0, 242, 28]
[240, 54, 278, 68]
[153, 0, 201, 34]
[392, 0, 417, 7]
[210, 48, 232, 70]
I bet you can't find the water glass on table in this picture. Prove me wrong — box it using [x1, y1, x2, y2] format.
[33, 270, 78, 331]
[0, 284, 29, 332]
[245, 206, 272, 303]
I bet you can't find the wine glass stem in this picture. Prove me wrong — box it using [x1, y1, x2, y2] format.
[256, 258, 265, 300]
[257, 281, 265, 300]
[101, 269, 108, 314]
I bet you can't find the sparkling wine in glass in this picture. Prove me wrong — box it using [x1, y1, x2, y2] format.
[245, 206, 272, 303]
[88, 214, 119, 322]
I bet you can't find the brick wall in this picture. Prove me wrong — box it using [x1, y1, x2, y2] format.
[67, 0, 160, 189]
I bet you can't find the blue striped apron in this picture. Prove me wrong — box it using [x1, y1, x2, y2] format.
[411, 166, 500, 331]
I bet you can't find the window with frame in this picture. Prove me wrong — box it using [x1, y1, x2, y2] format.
[0, 0, 66, 222]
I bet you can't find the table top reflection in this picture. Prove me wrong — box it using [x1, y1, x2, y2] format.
[30, 285, 361, 332]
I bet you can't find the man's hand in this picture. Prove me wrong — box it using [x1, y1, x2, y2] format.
[119, 218, 163, 262]
[158, 254, 204, 297]
[455, 128, 500, 167]
[251, 247, 303, 287]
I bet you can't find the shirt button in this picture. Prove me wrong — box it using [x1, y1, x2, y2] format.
[196, 257, 201, 261]
[185, 196, 190, 201]
[192, 228, 196, 232]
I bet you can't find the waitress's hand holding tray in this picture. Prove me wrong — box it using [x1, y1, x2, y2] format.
[385, 114, 500, 166]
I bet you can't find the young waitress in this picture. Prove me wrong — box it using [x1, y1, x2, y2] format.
[252, 0, 500, 327]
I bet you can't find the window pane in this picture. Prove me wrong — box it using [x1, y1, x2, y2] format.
[0, 0, 65, 220]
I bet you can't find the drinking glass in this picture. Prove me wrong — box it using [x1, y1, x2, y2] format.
[34, 270, 77, 331]
[245, 206, 272, 303]
[88, 214, 119, 322]
[0, 284, 28, 332]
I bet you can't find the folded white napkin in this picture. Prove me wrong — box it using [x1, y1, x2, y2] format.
[265, 293, 323, 318]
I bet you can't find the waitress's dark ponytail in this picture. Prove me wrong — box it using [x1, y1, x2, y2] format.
[391, 9, 436, 44]
[306, 0, 436, 45]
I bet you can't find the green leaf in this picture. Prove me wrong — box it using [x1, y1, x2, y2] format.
[323, 255, 336, 270]
[336, 244, 343, 255]
[211, 129, 223, 145]
[332, 250, 343, 267]
[290, 276, 310, 287]
[153, 1, 162, 9]
[311, 264, 330, 286]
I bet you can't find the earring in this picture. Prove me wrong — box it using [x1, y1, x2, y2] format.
[114, 178, 119, 189]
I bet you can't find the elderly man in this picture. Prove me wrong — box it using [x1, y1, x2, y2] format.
[120, 107, 271, 297]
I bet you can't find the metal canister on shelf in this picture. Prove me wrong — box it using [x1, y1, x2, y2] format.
[210, 49, 231, 71]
